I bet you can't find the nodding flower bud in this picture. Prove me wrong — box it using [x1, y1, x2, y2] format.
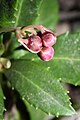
[42, 32, 56, 47]
[16, 25, 57, 61]
[20, 35, 42, 53]
[38, 47, 54, 61]
[27, 36, 42, 53]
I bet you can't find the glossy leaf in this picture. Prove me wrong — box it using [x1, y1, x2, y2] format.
[5, 60, 75, 116]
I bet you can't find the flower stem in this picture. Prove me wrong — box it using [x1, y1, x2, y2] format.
[0, 27, 21, 33]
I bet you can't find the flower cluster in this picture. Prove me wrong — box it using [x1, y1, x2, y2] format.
[16, 25, 56, 61]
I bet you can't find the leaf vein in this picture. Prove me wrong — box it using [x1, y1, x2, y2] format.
[15, 0, 24, 27]
[11, 69, 71, 111]
[54, 57, 80, 61]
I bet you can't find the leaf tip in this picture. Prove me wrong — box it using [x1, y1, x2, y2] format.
[68, 105, 76, 116]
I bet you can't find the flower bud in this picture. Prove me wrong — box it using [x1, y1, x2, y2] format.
[20, 36, 42, 53]
[27, 36, 42, 53]
[38, 47, 54, 61]
[42, 32, 56, 47]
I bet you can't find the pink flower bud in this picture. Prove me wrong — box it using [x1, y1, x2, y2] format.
[38, 47, 54, 61]
[42, 32, 56, 47]
[27, 36, 42, 53]
[19, 36, 42, 53]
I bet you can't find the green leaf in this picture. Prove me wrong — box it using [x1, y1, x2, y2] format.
[0, 0, 42, 27]
[0, 82, 4, 119]
[35, 0, 59, 29]
[5, 60, 75, 116]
